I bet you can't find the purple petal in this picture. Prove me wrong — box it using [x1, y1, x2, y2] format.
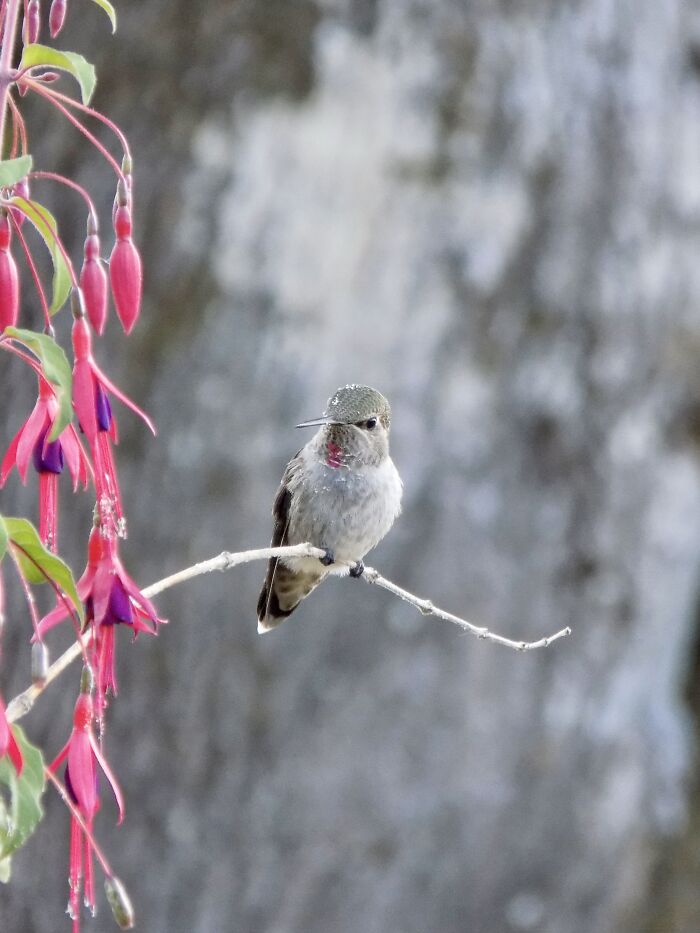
[95, 383, 113, 432]
[105, 576, 134, 626]
[32, 427, 64, 474]
[64, 761, 78, 804]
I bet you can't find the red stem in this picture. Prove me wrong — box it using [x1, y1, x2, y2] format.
[30, 170, 97, 223]
[7, 91, 27, 153]
[33, 81, 131, 159]
[25, 78, 124, 178]
[9, 207, 51, 326]
[0, 337, 43, 374]
[9, 547, 42, 642]
[7, 192, 78, 286]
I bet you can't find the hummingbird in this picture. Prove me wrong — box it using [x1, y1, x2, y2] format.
[257, 384, 403, 633]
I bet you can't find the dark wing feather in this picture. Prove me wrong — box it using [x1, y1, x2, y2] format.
[256, 457, 296, 624]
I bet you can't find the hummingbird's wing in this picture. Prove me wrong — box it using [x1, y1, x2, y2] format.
[257, 457, 295, 630]
[256, 452, 326, 633]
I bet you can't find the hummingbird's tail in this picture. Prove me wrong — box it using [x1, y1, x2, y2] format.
[257, 558, 326, 633]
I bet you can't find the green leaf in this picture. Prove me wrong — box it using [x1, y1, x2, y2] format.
[4, 327, 73, 440]
[19, 44, 96, 105]
[0, 155, 32, 189]
[0, 516, 7, 563]
[4, 518, 84, 625]
[8, 197, 71, 314]
[88, 0, 116, 32]
[0, 725, 46, 882]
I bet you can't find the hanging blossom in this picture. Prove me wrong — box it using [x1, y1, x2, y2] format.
[0, 376, 90, 550]
[109, 178, 142, 335]
[50, 673, 124, 927]
[37, 526, 164, 716]
[70, 296, 155, 537]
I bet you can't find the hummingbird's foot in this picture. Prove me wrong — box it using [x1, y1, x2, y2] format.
[349, 560, 365, 578]
[320, 548, 335, 566]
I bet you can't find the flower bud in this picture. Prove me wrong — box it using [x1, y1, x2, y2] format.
[49, 0, 66, 37]
[80, 233, 108, 334]
[31, 640, 50, 686]
[0, 213, 19, 330]
[105, 876, 135, 930]
[23, 0, 40, 46]
[109, 206, 141, 334]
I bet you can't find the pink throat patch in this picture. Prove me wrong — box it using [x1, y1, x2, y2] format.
[326, 441, 343, 468]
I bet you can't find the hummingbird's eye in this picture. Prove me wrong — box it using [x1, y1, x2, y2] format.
[365, 417, 377, 430]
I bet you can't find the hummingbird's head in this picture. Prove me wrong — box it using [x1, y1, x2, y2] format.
[297, 384, 392, 466]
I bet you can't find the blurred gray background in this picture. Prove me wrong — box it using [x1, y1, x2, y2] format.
[4, 0, 700, 931]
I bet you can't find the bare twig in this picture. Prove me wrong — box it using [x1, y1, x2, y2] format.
[6, 542, 570, 723]
[359, 567, 571, 650]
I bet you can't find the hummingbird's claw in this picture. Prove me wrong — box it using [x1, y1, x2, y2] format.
[349, 560, 365, 578]
[320, 548, 335, 566]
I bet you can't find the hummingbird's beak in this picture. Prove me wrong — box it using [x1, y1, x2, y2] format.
[295, 416, 339, 429]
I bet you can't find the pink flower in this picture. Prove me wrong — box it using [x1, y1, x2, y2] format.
[50, 683, 123, 922]
[0, 694, 23, 775]
[1, 377, 90, 549]
[0, 211, 19, 330]
[109, 203, 142, 334]
[38, 527, 164, 711]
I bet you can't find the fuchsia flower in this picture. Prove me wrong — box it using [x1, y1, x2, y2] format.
[71, 309, 155, 533]
[109, 198, 142, 335]
[0, 694, 23, 775]
[1, 376, 90, 549]
[38, 527, 164, 712]
[0, 211, 19, 330]
[50, 680, 123, 924]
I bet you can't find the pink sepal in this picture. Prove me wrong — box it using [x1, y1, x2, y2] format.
[15, 404, 48, 482]
[73, 359, 97, 440]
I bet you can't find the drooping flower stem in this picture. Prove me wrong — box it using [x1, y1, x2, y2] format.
[7, 92, 27, 153]
[25, 78, 125, 178]
[0, 0, 21, 154]
[30, 170, 97, 221]
[9, 546, 42, 642]
[30, 81, 131, 160]
[14, 192, 79, 286]
[9, 208, 51, 325]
